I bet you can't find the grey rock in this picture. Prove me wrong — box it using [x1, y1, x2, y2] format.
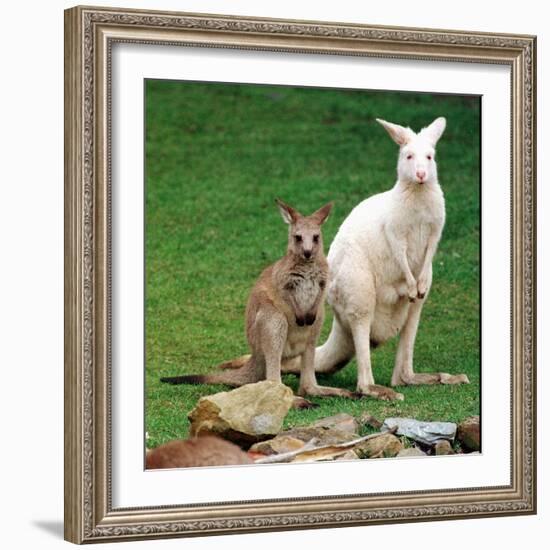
[382, 417, 457, 445]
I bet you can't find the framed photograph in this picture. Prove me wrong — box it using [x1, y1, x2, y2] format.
[64, 5, 536, 544]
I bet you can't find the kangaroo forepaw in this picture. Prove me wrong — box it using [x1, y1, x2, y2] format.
[407, 281, 418, 303]
[417, 278, 429, 299]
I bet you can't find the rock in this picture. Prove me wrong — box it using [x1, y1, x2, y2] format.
[457, 416, 480, 451]
[334, 450, 360, 461]
[282, 426, 357, 446]
[291, 446, 361, 463]
[247, 450, 268, 461]
[250, 435, 305, 455]
[382, 417, 457, 445]
[358, 413, 383, 430]
[188, 381, 294, 446]
[284, 425, 354, 444]
[146, 436, 253, 469]
[435, 440, 454, 455]
[253, 424, 357, 456]
[310, 413, 359, 435]
[397, 447, 426, 457]
[355, 433, 403, 459]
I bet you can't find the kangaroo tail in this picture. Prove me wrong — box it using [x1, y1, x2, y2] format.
[313, 315, 355, 374]
[160, 357, 259, 388]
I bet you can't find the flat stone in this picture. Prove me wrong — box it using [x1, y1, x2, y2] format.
[188, 381, 294, 446]
[281, 425, 357, 446]
[249, 435, 305, 455]
[382, 417, 457, 445]
[310, 413, 359, 435]
[253, 424, 357, 457]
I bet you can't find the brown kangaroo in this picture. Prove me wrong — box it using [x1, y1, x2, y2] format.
[161, 199, 355, 407]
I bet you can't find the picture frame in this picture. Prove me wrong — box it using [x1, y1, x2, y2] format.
[64, 5, 537, 544]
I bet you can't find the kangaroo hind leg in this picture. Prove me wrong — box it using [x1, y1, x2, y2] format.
[280, 315, 354, 375]
[253, 304, 287, 385]
[351, 316, 404, 401]
[391, 298, 469, 386]
[297, 343, 358, 400]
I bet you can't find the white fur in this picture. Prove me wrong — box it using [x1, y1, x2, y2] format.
[309, 117, 469, 397]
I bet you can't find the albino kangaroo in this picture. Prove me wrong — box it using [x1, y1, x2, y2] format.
[282, 116, 469, 400]
[161, 199, 354, 407]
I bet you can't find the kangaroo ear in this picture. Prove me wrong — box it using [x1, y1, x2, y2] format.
[376, 118, 415, 146]
[311, 202, 333, 225]
[420, 117, 446, 146]
[275, 198, 299, 225]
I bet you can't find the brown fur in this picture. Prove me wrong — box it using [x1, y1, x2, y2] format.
[145, 436, 252, 469]
[161, 199, 355, 405]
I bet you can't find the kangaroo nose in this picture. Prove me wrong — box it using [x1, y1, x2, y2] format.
[416, 170, 426, 181]
[304, 250, 312, 259]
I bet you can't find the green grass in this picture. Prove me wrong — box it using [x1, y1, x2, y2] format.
[145, 80, 480, 449]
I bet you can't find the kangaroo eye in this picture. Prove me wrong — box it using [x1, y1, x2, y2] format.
[406, 154, 413, 160]
[294, 235, 302, 243]
[313, 234, 319, 243]
[427, 155, 432, 160]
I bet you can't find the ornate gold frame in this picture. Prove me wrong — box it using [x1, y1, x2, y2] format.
[64, 5, 537, 544]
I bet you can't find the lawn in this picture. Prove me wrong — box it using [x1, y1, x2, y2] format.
[145, 80, 480, 448]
